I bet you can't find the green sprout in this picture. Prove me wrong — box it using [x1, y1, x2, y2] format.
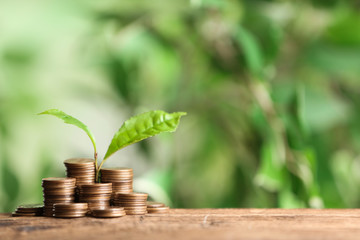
[38, 109, 186, 182]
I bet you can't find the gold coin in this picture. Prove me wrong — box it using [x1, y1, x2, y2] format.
[101, 167, 133, 172]
[123, 206, 147, 210]
[42, 177, 76, 183]
[64, 158, 95, 164]
[16, 204, 44, 215]
[54, 209, 88, 214]
[91, 207, 126, 218]
[112, 187, 133, 191]
[102, 174, 133, 177]
[43, 189, 76, 195]
[88, 203, 110, 209]
[124, 210, 147, 215]
[101, 178, 133, 182]
[147, 206, 170, 214]
[64, 168, 94, 172]
[114, 201, 146, 206]
[115, 192, 148, 198]
[53, 203, 88, 210]
[54, 213, 86, 218]
[79, 183, 112, 190]
[16, 209, 43, 214]
[104, 182, 132, 185]
[112, 190, 133, 194]
[66, 172, 95, 175]
[43, 195, 75, 200]
[146, 202, 165, 208]
[12, 212, 39, 217]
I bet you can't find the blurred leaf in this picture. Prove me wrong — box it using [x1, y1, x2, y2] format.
[285, 85, 308, 149]
[255, 140, 285, 192]
[305, 43, 360, 76]
[311, 0, 339, 8]
[243, 13, 282, 64]
[2, 156, 20, 211]
[250, 104, 270, 138]
[3, 43, 36, 66]
[303, 87, 349, 131]
[278, 187, 305, 208]
[106, 56, 132, 103]
[330, 150, 360, 206]
[263, 23, 282, 63]
[234, 26, 264, 77]
[326, 9, 360, 46]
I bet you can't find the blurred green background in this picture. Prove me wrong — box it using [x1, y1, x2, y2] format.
[1, 0, 360, 212]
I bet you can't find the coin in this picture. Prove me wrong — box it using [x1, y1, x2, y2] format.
[78, 183, 112, 210]
[79, 183, 112, 190]
[146, 202, 165, 208]
[101, 167, 133, 172]
[53, 203, 88, 218]
[53, 203, 88, 209]
[42, 177, 76, 184]
[113, 192, 148, 215]
[12, 204, 44, 217]
[115, 192, 148, 199]
[114, 201, 146, 206]
[53, 213, 86, 218]
[64, 158, 96, 187]
[147, 206, 170, 214]
[124, 208, 147, 215]
[42, 177, 76, 217]
[91, 207, 126, 218]
[64, 158, 95, 164]
[12, 212, 38, 217]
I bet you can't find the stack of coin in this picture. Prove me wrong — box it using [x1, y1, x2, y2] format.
[53, 203, 88, 218]
[42, 177, 76, 217]
[113, 192, 148, 215]
[64, 158, 96, 186]
[91, 207, 126, 218]
[100, 167, 133, 195]
[78, 183, 112, 209]
[12, 204, 44, 217]
[147, 201, 170, 214]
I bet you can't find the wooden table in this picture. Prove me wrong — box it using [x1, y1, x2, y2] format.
[1, 209, 360, 239]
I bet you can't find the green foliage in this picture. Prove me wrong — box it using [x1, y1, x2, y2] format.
[234, 26, 264, 78]
[38, 109, 186, 182]
[1, 158, 20, 211]
[38, 109, 97, 159]
[103, 111, 186, 160]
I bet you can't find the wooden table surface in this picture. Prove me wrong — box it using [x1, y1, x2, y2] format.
[1, 208, 360, 240]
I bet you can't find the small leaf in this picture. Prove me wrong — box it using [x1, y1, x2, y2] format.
[234, 26, 264, 78]
[38, 109, 97, 156]
[104, 110, 186, 160]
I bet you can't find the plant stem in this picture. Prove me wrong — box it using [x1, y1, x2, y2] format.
[98, 159, 105, 174]
[94, 152, 99, 183]
[96, 157, 108, 182]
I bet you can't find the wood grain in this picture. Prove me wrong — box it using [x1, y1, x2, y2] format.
[1, 209, 360, 240]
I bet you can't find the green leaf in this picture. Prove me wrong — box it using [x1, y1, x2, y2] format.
[254, 140, 285, 192]
[38, 109, 97, 157]
[234, 26, 264, 78]
[103, 110, 186, 160]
